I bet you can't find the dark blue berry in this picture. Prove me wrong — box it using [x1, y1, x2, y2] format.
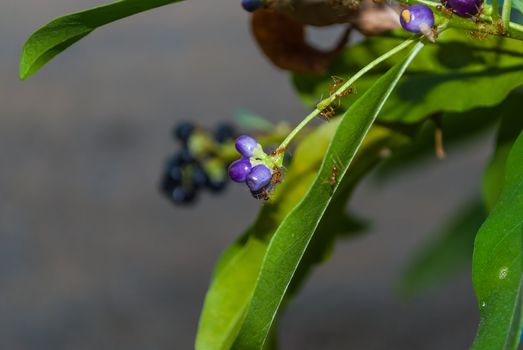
[170, 186, 197, 204]
[178, 147, 194, 164]
[174, 122, 195, 143]
[192, 165, 209, 188]
[242, 0, 264, 12]
[442, 0, 483, 17]
[400, 5, 435, 33]
[229, 158, 252, 183]
[207, 178, 228, 192]
[168, 166, 183, 184]
[160, 174, 177, 194]
[165, 157, 184, 181]
[246, 165, 272, 191]
[235, 135, 258, 158]
[214, 123, 236, 143]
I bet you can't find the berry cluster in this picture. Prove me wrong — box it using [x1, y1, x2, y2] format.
[400, 0, 483, 35]
[160, 122, 236, 205]
[228, 135, 280, 200]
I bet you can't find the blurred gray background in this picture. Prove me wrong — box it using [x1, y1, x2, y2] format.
[1, 1, 489, 349]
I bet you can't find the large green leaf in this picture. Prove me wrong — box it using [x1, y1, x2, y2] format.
[293, 30, 523, 124]
[482, 110, 523, 211]
[195, 121, 404, 349]
[195, 119, 340, 350]
[19, 0, 183, 80]
[471, 131, 523, 350]
[399, 198, 486, 297]
[231, 41, 425, 350]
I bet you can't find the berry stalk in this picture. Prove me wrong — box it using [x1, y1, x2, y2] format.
[491, 0, 501, 21]
[273, 36, 419, 166]
[502, 0, 512, 32]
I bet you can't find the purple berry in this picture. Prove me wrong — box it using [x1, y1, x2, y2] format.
[400, 5, 435, 33]
[442, 0, 483, 17]
[235, 135, 258, 158]
[246, 165, 272, 192]
[242, 0, 264, 12]
[228, 158, 252, 183]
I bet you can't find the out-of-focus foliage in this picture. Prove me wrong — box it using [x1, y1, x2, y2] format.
[375, 92, 521, 181]
[293, 30, 523, 124]
[399, 198, 486, 296]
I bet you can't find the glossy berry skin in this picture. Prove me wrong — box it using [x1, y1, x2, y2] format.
[174, 122, 195, 143]
[246, 165, 272, 192]
[228, 158, 252, 183]
[235, 135, 258, 158]
[400, 5, 435, 33]
[442, 0, 483, 17]
[242, 0, 263, 12]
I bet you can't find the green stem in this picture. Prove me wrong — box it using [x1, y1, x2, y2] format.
[490, 0, 501, 19]
[274, 37, 418, 165]
[502, 0, 512, 31]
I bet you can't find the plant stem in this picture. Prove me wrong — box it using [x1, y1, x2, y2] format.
[274, 37, 418, 165]
[502, 0, 512, 31]
[491, 0, 501, 20]
[273, 0, 523, 166]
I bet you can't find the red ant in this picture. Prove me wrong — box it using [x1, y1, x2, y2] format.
[469, 30, 489, 40]
[328, 164, 339, 194]
[323, 156, 342, 195]
[251, 186, 272, 201]
[329, 76, 355, 100]
[270, 146, 287, 157]
[329, 76, 344, 96]
[271, 167, 283, 186]
[436, 4, 454, 17]
[319, 105, 336, 121]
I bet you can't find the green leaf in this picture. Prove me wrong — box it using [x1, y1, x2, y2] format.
[482, 109, 523, 211]
[399, 198, 486, 297]
[19, 0, 183, 80]
[231, 41, 425, 350]
[196, 231, 267, 350]
[376, 91, 522, 182]
[234, 109, 275, 132]
[471, 130, 523, 350]
[195, 117, 404, 349]
[195, 120, 341, 350]
[293, 30, 523, 124]
[513, 0, 523, 15]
